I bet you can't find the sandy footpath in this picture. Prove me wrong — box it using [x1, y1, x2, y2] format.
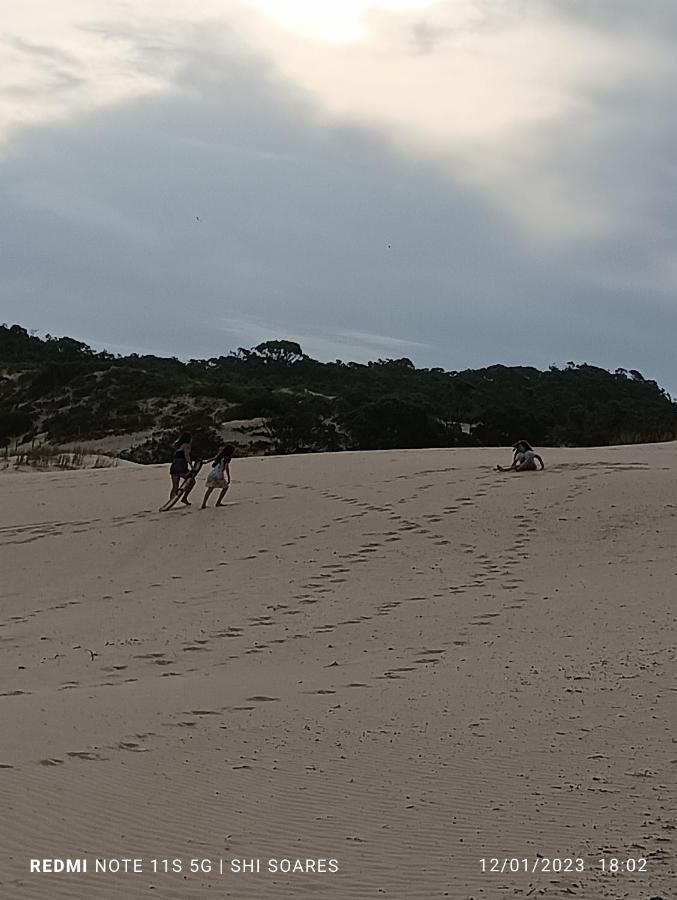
[0, 445, 675, 899]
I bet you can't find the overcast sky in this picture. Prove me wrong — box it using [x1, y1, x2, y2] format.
[2, 1, 677, 389]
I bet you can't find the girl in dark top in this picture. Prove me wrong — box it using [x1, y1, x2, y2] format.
[168, 432, 192, 503]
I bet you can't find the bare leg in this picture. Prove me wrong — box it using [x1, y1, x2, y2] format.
[160, 475, 183, 511]
[169, 474, 180, 499]
[201, 486, 214, 509]
[215, 486, 229, 506]
[180, 476, 195, 504]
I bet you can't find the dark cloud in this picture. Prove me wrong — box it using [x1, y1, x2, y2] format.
[1, 9, 677, 391]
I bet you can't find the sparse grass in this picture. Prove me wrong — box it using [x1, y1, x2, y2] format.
[1, 444, 118, 471]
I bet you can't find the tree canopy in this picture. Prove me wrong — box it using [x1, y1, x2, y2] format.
[2, 323, 675, 459]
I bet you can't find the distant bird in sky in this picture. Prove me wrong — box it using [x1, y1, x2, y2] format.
[195, 216, 200, 222]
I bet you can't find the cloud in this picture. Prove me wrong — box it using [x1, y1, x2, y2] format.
[0, 32, 543, 363]
[213, 316, 432, 362]
[3, 2, 676, 247]
[1, 2, 677, 390]
[231, 1, 677, 245]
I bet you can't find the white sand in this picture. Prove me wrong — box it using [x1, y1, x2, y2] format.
[0, 445, 674, 899]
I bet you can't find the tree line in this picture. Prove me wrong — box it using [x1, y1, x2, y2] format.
[1, 325, 675, 461]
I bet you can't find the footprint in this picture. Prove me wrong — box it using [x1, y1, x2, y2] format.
[67, 751, 107, 761]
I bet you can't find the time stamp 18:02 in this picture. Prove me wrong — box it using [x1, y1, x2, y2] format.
[480, 857, 648, 875]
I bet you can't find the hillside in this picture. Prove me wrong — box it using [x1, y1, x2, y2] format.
[1, 323, 676, 461]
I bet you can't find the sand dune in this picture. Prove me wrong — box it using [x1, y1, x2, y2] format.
[0, 445, 675, 899]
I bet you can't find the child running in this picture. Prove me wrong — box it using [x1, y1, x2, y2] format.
[201, 444, 234, 509]
[167, 431, 192, 504]
[159, 459, 203, 512]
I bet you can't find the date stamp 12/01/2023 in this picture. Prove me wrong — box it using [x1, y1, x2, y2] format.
[480, 856, 648, 875]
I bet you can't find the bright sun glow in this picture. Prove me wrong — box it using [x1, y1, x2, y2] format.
[1, 0, 668, 245]
[240, 0, 435, 43]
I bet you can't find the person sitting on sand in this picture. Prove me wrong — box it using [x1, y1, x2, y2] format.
[497, 441, 526, 472]
[168, 432, 192, 503]
[201, 445, 234, 509]
[497, 440, 544, 472]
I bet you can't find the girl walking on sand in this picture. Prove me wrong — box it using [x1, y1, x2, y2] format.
[201, 445, 234, 509]
[168, 432, 192, 503]
[159, 458, 203, 512]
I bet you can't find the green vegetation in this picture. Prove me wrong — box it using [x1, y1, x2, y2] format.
[1, 323, 675, 462]
[1, 444, 117, 471]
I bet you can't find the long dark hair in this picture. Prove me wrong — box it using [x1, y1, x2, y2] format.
[175, 432, 191, 448]
[513, 439, 534, 453]
[212, 444, 235, 466]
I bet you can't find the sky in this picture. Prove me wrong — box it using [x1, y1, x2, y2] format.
[1, 1, 677, 389]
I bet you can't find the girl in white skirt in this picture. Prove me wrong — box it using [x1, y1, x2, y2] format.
[201, 444, 234, 509]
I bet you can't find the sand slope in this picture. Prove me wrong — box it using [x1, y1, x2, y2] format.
[0, 446, 675, 899]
